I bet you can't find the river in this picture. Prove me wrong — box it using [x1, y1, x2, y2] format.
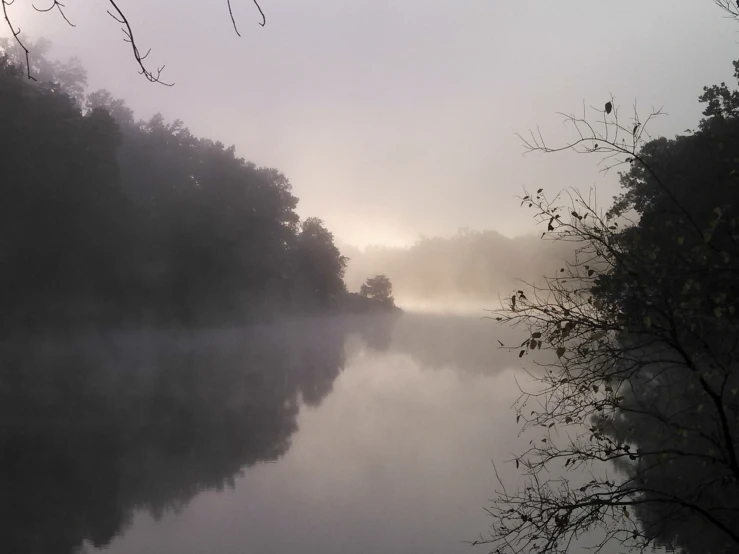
[0, 313, 532, 554]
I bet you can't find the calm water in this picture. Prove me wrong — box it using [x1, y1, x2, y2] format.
[0, 313, 531, 554]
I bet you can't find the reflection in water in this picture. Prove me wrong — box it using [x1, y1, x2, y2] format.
[0, 316, 397, 554]
[602, 352, 739, 554]
[3, 314, 727, 554]
[0, 313, 536, 554]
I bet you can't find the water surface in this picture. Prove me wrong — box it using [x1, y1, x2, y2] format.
[0, 314, 529, 554]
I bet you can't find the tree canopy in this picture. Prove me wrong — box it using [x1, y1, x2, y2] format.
[360, 274, 395, 307]
[0, 42, 354, 331]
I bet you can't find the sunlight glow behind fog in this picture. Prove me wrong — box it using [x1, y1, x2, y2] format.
[4, 0, 736, 247]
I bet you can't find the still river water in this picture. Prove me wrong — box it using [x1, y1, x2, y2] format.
[1, 313, 533, 554]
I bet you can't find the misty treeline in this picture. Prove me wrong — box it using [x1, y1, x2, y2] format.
[0, 315, 394, 554]
[0, 38, 387, 332]
[344, 230, 570, 307]
[480, 62, 739, 553]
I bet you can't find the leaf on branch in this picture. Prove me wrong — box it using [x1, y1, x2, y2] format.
[556, 347, 566, 358]
[605, 101, 613, 114]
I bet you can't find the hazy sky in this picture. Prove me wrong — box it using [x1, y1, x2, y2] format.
[6, 0, 739, 246]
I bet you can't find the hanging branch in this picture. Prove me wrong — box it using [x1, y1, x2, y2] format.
[106, 0, 173, 86]
[2, 0, 35, 80]
[1, 0, 268, 85]
[714, 0, 739, 20]
[227, 0, 242, 36]
[32, 0, 75, 27]
[227, 0, 267, 36]
[252, 0, 266, 27]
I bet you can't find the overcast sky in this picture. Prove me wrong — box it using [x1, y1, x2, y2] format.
[5, 0, 739, 247]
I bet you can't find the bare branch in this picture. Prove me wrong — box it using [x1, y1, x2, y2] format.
[106, 0, 173, 86]
[2, 0, 35, 80]
[483, 99, 739, 553]
[253, 0, 266, 27]
[3, 0, 270, 85]
[227, 0, 242, 37]
[33, 0, 75, 27]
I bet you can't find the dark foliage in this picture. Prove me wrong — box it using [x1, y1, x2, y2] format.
[360, 274, 395, 307]
[482, 61, 739, 554]
[0, 47, 352, 331]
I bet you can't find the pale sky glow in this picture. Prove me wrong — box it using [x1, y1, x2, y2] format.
[5, 0, 739, 247]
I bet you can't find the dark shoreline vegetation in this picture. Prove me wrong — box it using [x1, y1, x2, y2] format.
[0, 42, 401, 552]
[477, 60, 739, 553]
[0, 40, 398, 336]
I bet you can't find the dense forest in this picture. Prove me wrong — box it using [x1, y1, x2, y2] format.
[0, 39, 394, 333]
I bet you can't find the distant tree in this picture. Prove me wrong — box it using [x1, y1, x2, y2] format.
[0, 37, 87, 101]
[86, 89, 135, 125]
[292, 217, 348, 308]
[360, 275, 395, 307]
[478, 65, 739, 554]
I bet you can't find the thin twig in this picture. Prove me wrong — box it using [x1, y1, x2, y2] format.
[33, 0, 75, 27]
[1, 0, 35, 80]
[253, 0, 266, 27]
[106, 0, 173, 86]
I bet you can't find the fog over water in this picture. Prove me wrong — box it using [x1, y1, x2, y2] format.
[0, 314, 536, 554]
[2, 1, 738, 553]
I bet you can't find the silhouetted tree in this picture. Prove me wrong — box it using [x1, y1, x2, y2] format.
[291, 217, 349, 309]
[360, 274, 395, 307]
[479, 63, 739, 554]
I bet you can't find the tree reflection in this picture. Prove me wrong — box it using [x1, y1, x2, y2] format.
[602, 346, 739, 554]
[0, 316, 391, 554]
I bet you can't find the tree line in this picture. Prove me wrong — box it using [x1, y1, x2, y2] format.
[0, 39, 394, 332]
